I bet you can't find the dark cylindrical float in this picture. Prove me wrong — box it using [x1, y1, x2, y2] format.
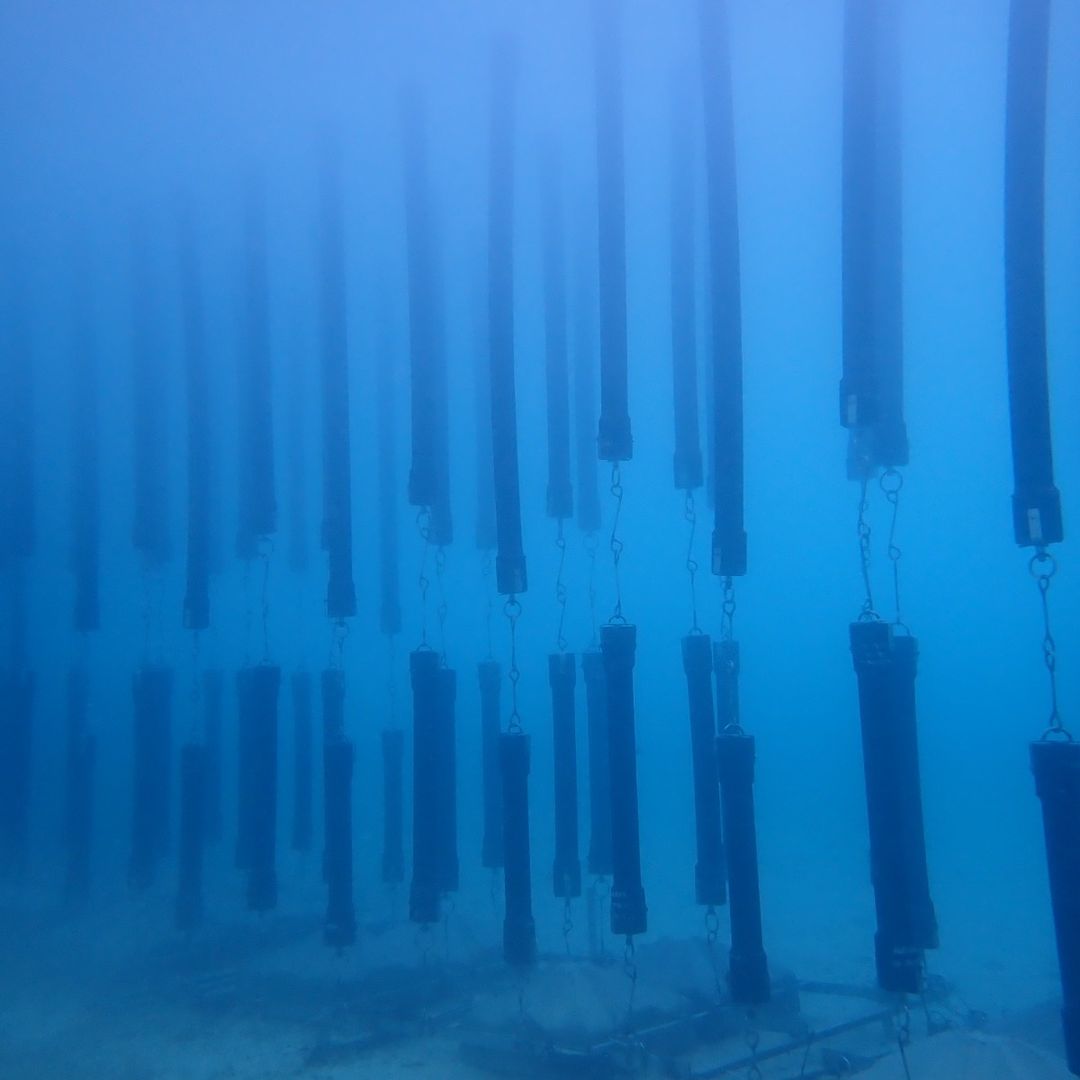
[235, 667, 256, 870]
[699, 0, 747, 575]
[435, 666, 459, 894]
[322, 668, 355, 947]
[592, 0, 632, 464]
[130, 225, 172, 569]
[669, 67, 703, 494]
[572, 280, 602, 537]
[683, 634, 725, 907]
[409, 649, 441, 924]
[0, 670, 32, 879]
[64, 667, 94, 903]
[180, 212, 211, 630]
[377, 331, 402, 639]
[70, 280, 100, 633]
[381, 729, 405, 884]
[582, 648, 612, 877]
[716, 729, 771, 1004]
[402, 89, 453, 545]
[1004, 0, 1061, 545]
[850, 621, 937, 992]
[602, 623, 646, 936]
[246, 663, 280, 912]
[202, 669, 223, 845]
[130, 665, 173, 890]
[323, 738, 356, 949]
[292, 671, 314, 853]
[550, 652, 581, 899]
[236, 180, 277, 561]
[479, 659, 504, 869]
[175, 742, 206, 931]
[542, 152, 574, 522]
[1033, 740, 1080, 1074]
[318, 146, 358, 620]
[501, 731, 537, 966]
[838, 0, 908, 478]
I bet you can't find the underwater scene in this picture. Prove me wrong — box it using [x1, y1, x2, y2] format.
[1, 1, 1078, 1077]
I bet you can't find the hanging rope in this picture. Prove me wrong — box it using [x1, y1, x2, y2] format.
[856, 477, 878, 621]
[609, 463, 626, 623]
[881, 468, 905, 628]
[684, 490, 701, 633]
[554, 519, 569, 652]
[1031, 549, 1067, 739]
[505, 597, 522, 734]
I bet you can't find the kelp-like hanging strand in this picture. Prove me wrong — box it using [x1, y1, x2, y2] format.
[180, 213, 211, 630]
[669, 67, 703, 493]
[592, 0, 632, 464]
[1004, 0, 1062, 547]
[542, 150, 574, 521]
[236, 180, 277, 560]
[488, 43, 527, 596]
[318, 146, 357, 620]
[699, 0, 746, 576]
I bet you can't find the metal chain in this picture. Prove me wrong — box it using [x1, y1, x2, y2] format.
[435, 545, 448, 662]
[856, 476, 878, 621]
[481, 550, 494, 659]
[329, 618, 349, 670]
[505, 597, 523, 734]
[685, 490, 701, 633]
[609, 463, 626, 624]
[745, 1016, 763, 1080]
[1031, 549, 1068, 739]
[623, 935, 639, 1029]
[897, 999, 913, 1080]
[585, 530, 599, 646]
[562, 897, 574, 956]
[416, 509, 432, 647]
[881, 468, 905, 627]
[705, 905, 724, 1001]
[555, 519, 569, 653]
[721, 576, 737, 642]
[259, 539, 272, 662]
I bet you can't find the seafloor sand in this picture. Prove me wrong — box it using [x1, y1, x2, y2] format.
[1, 878, 1073, 1080]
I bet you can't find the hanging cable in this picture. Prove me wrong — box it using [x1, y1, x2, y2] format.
[856, 477, 877, 621]
[1031, 549, 1066, 739]
[505, 598, 522, 735]
[684, 491, 701, 633]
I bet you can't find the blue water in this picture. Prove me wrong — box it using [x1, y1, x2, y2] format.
[1, 2, 1078, 1077]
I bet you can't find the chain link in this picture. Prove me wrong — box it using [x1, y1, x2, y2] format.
[609, 463, 626, 624]
[897, 999, 913, 1080]
[704, 905, 724, 1001]
[856, 477, 878, 621]
[1030, 549, 1068, 739]
[562, 897, 574, 956]
[623, 935, 639, 1029]
[685, 490, 701, 633]
[721, 576, 737, 642]
[505, 597, 523, 734]
[555, 519, 569, 653]
[585, 530, 599, 646]
[435, 544, 448, 662]
[881, 468, 905, 628]
[416, 509, 432, 647]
